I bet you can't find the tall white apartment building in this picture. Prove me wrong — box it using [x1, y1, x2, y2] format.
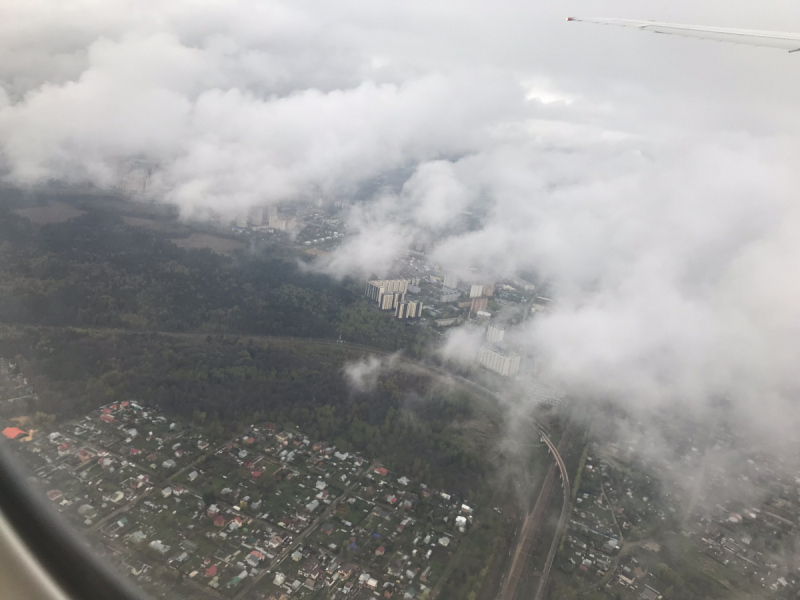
[486, 324, 505, 343]
[269, 214, 296, 232]
[470, 284, 494, 298]
[478, 343, 520, 377]
[366, 279, 408, 311]
[249, 206, 263, 226]
[440, 287, 461, 303]
[395, 300, 423, 319]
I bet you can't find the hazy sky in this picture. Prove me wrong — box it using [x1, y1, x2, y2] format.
[3, 0, 800, 442]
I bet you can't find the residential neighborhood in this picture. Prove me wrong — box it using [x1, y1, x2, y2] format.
[2, 395, 478, 600]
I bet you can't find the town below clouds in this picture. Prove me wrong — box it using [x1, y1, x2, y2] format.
[3, 0, 800, 449]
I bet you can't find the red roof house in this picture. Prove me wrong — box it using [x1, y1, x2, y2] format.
[2, 427, 27, 440]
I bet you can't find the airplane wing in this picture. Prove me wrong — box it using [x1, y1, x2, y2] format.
[566, 18, 800, 52]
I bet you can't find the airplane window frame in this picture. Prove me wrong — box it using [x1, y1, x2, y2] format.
[0, 440, 148, 600]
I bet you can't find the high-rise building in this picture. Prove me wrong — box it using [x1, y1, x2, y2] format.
[443, 274, 458, 289]
[440, 287, 460, 303]
[470, 297, 488, 314]
[478, 344, 520, 377]
[118, 166, 150, 193]
[269, 214, 296, 232]
[470, 284, 494, 298]
[379, 291, 404, 311]
[395, 300, 423, 319]
[249, 207, 263, 226]
[366, 280, 408, 311]
[486, 324, 505, 343]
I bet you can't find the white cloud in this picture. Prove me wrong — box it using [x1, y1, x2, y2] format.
[3, 0, 800, 455]
[438, 325, 486, 366]
[343, 354, 399, 393]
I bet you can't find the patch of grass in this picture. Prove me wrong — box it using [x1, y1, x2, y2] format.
[14, 201, 84, 224]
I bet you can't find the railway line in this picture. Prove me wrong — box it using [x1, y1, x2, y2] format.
[497, 418, 572, 600]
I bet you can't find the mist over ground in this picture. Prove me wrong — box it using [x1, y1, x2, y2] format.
[3, 1, 800, 461]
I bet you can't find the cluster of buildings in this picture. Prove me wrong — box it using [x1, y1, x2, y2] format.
[468, 283, 494, 318]
[225, 202, 356, 253]
[362, 268, 532, 376]
[555, 414, 800, 600]
[365, 280, 423, 320]
[236, 205, 297, 233]
[0, 378, 478, 600]
[116, 164, 152, 194]
[266, 465, 473, 600]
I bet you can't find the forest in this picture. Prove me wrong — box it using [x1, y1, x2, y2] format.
[0, 190, 510, 496]
[0, 197, 434, 355]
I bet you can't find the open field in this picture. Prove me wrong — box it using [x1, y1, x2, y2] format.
[122, 215, 181, 233]
[172, 233, 245, 255]
[13, 201, 85, 224]
[301, 247, 328, 257]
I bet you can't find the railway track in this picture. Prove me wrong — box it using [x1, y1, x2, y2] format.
[497, 419, 572, 600]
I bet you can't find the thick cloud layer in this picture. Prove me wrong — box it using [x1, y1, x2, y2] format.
[3, 1, 800, 445]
